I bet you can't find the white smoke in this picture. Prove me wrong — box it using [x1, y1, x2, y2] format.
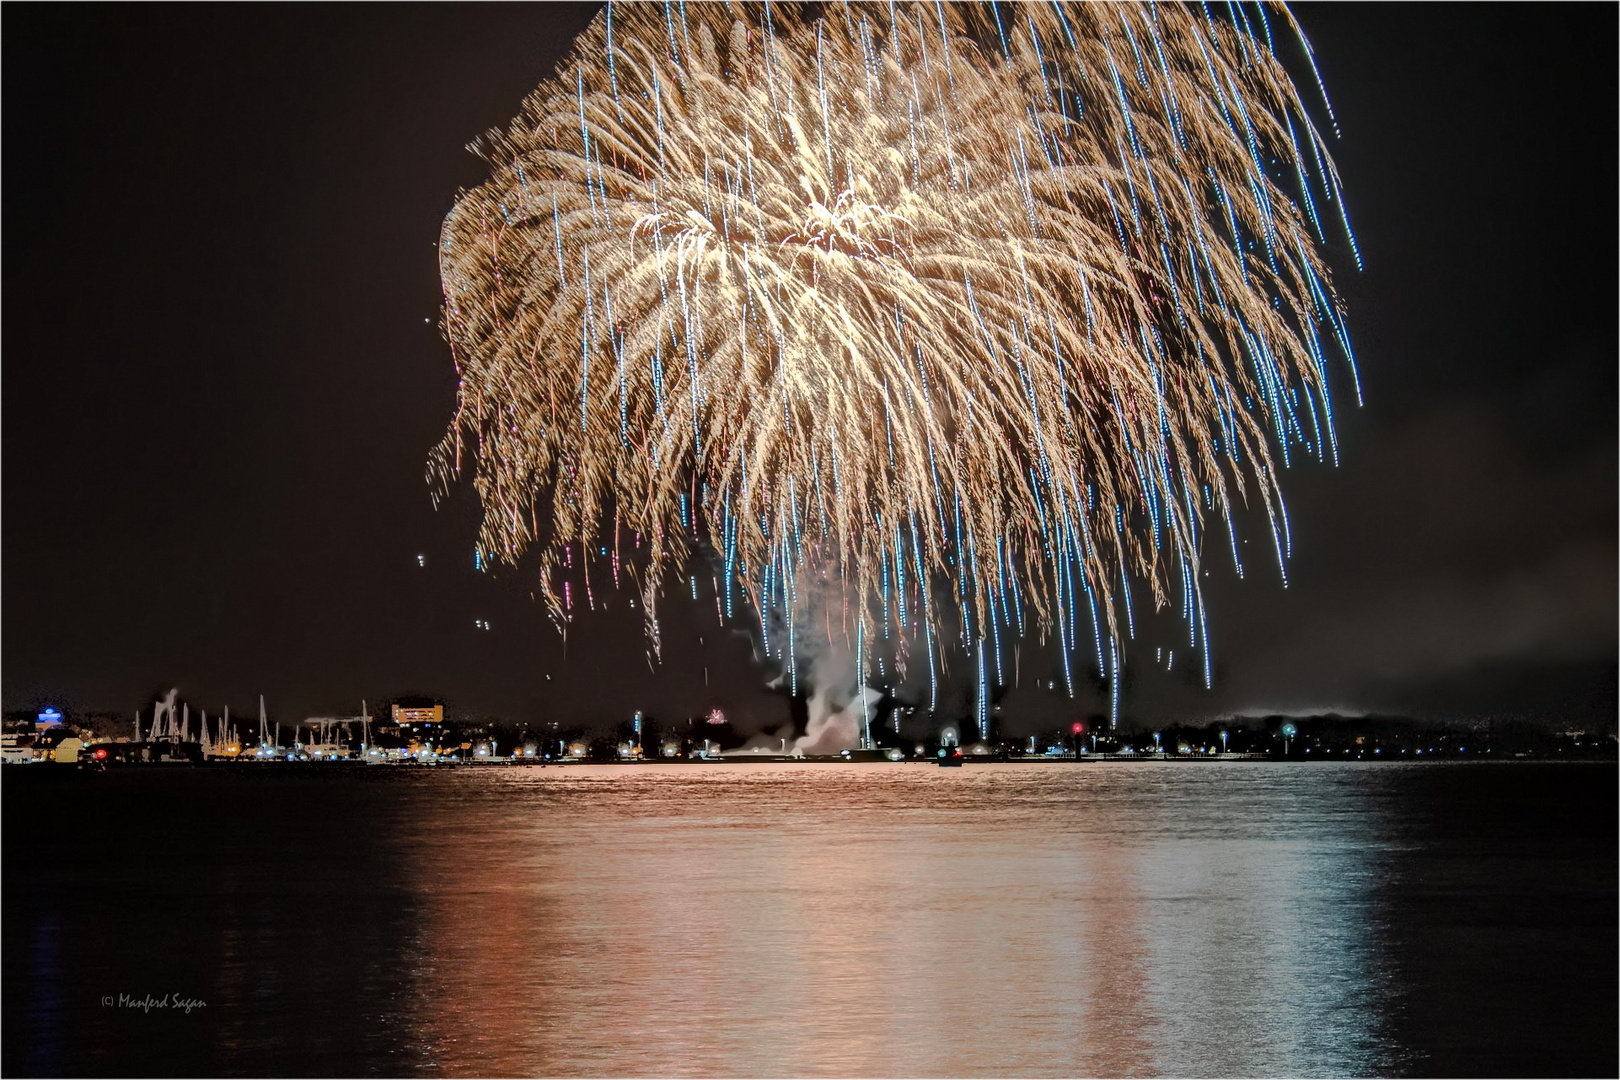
[758, 565, 883, 755]
[792, 643, 880, 755]
[722, 723, 799, 756]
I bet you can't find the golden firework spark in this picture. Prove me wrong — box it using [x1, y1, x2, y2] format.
[432, 1, 1358, 719]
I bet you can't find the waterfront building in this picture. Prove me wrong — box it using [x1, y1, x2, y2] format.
[391, 705, 443, 727]
[34, 730, 83, 763]
[1, 732, 35, 764]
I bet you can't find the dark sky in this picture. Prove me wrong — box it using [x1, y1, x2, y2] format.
[5, 4, 1615, 733]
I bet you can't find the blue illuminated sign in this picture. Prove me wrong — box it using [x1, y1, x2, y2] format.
[37, 707, 63, 727]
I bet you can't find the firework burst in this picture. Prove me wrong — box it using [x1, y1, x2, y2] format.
[432, 1, 1358, 721]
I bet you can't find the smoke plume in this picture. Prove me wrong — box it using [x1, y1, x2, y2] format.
[793, 644, 880, 755]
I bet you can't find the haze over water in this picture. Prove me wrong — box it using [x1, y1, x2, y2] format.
[6, 762, 1614, 1077]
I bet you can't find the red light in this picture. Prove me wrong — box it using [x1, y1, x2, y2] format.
[1071, 722, 1085, 735]
[94, 748, 108, 760]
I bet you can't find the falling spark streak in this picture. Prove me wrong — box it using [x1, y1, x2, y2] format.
[434, 2, 1358, 716]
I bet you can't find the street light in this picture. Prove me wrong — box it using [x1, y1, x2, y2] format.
[1280, 722, 1297, 756]
[1152, 732, 1162, 756]
[1219, 730, 1229, 754]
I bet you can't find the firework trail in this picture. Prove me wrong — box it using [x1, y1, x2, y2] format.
[432, 1, 1358, 723]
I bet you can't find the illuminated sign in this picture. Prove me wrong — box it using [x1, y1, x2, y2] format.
[37, 707, 63, 728]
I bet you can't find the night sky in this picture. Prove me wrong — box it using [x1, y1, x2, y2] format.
[5, 4, 1615, 734]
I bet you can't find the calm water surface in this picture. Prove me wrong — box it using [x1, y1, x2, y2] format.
[5, 762, 1614, 1077]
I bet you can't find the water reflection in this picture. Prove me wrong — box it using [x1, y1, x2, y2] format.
[6, 762, 1609, 1077]
[1074, 837, 1159, 1078]
[392, 764, 1402, 1077]
[1126, 783, 1404, 1075]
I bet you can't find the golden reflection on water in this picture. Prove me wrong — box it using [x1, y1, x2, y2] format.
[393, 763, 1396, 1077]
[1076, 840, 1159, 1078]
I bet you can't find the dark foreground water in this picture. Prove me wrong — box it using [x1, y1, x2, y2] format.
[4, 761, 1614, 1078]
